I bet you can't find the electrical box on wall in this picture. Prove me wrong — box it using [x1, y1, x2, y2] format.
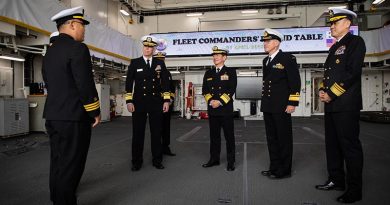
[138, 15, 144, 23]
[0, 68, 13, 96]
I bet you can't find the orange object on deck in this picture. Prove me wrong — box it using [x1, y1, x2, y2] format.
[186, 82, 193, 110]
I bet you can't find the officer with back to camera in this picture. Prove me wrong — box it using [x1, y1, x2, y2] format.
[43, 6, 101, 205]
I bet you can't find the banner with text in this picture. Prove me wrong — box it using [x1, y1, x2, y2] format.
[151, 26, 358, 56]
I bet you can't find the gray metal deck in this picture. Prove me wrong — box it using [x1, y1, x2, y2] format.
[1, 116, 389, 205]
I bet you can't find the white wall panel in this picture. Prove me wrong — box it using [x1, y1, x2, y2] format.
[0, 59, 11, 67]
[383, 71, 390, 111]
[362, 71, 382, 111]
[71, 0, 108, 26]
[107, 0, 119, 32]
[0, 68, 13, 96]
[305, 6, 329, 27]
[292, 70, 311, 117]
[60, 0, 71, 7]
[0, 60, 24, 98]
[13, 61, 24, 98]
[107, 79, 124, 95]
[33, 55, 43, 83]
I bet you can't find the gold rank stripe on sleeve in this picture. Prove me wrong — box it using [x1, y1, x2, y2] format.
[124, 93, 133, 100]
[204, 93, 212, 102]
[83, 101, 100, 111]
[288, 94, 300, 102]
[330, 82, 346, 96]
[163, 92, 171, 100]
[220, 93, 231, 104]
[170, 93, 175, 98]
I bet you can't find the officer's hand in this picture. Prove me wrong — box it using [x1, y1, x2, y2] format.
[319, 90, 326, 102]
[209, 100, 217, 108]
[92, 115, 101, 128]
[211, 100, 221, 108]
[127, 103, 135, 112]
[323, 92, 332, 103]
[163, 102, 170, 113]
[285, 105, 296, 114]
[209, 100, 214, 107]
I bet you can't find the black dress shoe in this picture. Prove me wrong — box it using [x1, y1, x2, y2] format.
[315, 181, 345, 191]
[336, 191, 362, 203]
[268, 173, 291, 180]
[202, 161, 220, 168]
[131, 164, 142, 171]
[261, 170, 273, 176]
[163, 150, 176, 156]
[153, 163, 165, 169]
[227, 163, 235, 171]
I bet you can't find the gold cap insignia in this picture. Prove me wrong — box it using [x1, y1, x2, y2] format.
[329, 9, 334, 17]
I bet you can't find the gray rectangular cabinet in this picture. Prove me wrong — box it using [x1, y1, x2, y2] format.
[0, 98, 29, 137]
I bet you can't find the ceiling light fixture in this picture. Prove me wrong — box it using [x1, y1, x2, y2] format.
[120, 9, 130, 16]
[0, 53, 25, 62]
[238, 71, 257, 76]
[373, 0, 385, 5]
[186, 13, 203, 17]
[328, 5, 347, 9]
[241, 9, 258, 14]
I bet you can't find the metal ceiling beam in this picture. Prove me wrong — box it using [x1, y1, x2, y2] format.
[119, 0, 142, 15]
[138, 0, 351, 16]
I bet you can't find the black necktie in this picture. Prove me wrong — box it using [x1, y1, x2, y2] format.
[216, 68, 220, 73]
[267, 57, 271, 66]
[147, 59, 151, 68]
